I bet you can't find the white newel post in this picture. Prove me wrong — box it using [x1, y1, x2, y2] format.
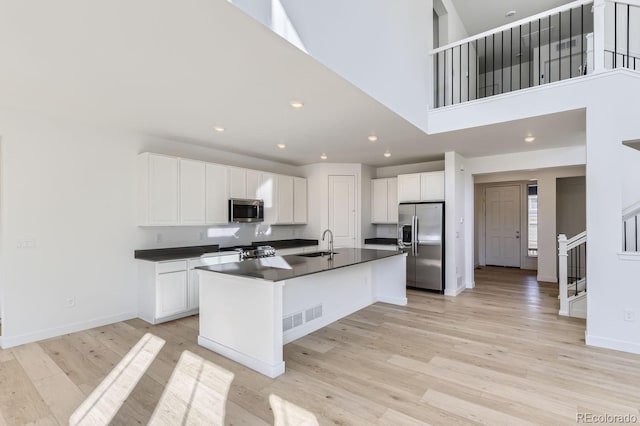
[593, 0, 606, 73]
[558, 234, 569, 316]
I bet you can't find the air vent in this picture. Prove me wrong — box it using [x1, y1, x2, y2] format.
[556, 39, 577, 51]
[283, 311, 304, 331]
[305, 304, 323, 322]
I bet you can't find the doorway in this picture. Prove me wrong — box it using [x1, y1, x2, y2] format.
[485, 185, 521, 267]
[328, 175, 356, 248]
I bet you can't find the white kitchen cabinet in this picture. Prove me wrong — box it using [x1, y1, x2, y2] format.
[275, 245, 318, 256]
[364, 244, 398, 251]
[229, 167, 247, 199]
[420, 171, 445, 201]
[387, 177, 398, 221]
[277, 175, 294, 224]
[260, 173, 277, 223]
[138, 153, 179, 226]
[138, 253, 240, 324]
[293, 177, 307, 224]
[246, 170, 262, 199]
[397, 173, 421, 202]
[397, 171, 445, 203]
[179, 159, 206, 225]
[205, 163, 229, 224]
[371, 178, 398, 224]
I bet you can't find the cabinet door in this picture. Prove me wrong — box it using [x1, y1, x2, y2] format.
[148, 154, 179, 225]
[420, 171, 445, 201]
[277, 175, 294, 224]
[246, 170, 262, 199]
[179, 159, 206, 225]
[188, 268, 199, 310]
[260, 173, 277, 223]
[205, 163, 229, 224]
[229, 168, 247, 199]
[397, 173, 421, 202]
[157, 271, 188, 318]
[387, 177, 398, 223]
[293, 177, 307, 224]
[371, 179, 388, 223]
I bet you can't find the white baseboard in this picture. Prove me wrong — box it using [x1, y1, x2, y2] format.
[537, 275, 558, 283]
[2, 311, 137, 349]
[445, 286, 465, 297]
[198, 335, 285, 378]
[466, 280, 475, 289]
[586, 334, 640, 355]
[376, 295, 408, 306]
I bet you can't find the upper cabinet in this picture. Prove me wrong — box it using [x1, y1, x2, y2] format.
[138, 152, 307, 226]
[371, 178, 398, 224]
[205, 163, 229, 224]
[397, 171, 445, 203]
[138, 153, 179, 226]
[293, 177, 307, 224]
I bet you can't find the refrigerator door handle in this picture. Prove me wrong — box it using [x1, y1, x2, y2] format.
[413, 215, 418, 255]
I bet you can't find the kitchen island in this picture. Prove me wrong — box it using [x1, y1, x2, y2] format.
[196, 248, 407, 377]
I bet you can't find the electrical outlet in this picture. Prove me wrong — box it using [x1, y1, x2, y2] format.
[624, 309, 635, 322]
[65, 297, 76, 308]
[156, 233, 163, 243]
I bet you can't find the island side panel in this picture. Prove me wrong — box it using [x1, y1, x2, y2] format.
[372, 253, 408, 306]
[197, 271, 285, 378]
[282, 260, 379, 344]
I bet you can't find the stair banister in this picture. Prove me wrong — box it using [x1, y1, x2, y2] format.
[558, 234, 570, 316]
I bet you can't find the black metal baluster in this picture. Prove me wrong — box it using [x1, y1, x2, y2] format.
[624, 221, 628, 251]
[636, 215, 638, 251]
[539, 19, 542, 85]
[581, 4, 584, 75]
[493, 33, 495, 96]
[501, 30, 504, 94]
[615, 2, 618, 68]
[510, 27, 513, 92]
[467, 42, 470, 101]
[459, 45, 462, 103]
[559, 11, 562, 81]
[529, 21, 532, 87]
[476, 39, 479, 99]
[451, 47, 454, 104]
[549, 15, 552, 83]
[484, 37, 487, 97]
[627, 4, 631, 69]
[570, 8, 573, 78]
[519, 24, 522, 90]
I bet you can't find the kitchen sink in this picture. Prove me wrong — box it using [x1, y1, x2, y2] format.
[297, 251, 339, 258]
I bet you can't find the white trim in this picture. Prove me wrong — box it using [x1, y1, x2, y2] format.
[537, 274, 558, 283]
[431, 0, 594, 54]
[614, 0, 640, 8]
[586, 333, 640, 354]
[445, 285, 465, 297]
[198, 335, 285, 378]
[466, 279, 476, 289]
[376, 296, 408, 306]
[1, 311, 137, 349]
[623, 200, 640, 220]
[618, 252, 640, 261]
[559, 309, 569, 316]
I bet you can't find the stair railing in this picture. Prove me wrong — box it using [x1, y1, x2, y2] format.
[558, 231, 587, 316]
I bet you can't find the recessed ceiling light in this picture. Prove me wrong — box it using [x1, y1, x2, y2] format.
[214, 126, 225, 132]
[320, 153, 327, 160]
[368, 135, 378, 142]
[506, 10, 516, 17]
[290, 100, 304, 109]
[384, 151, 391, 158]
[277, 143, 286, 149]
[524, 135, 536, 143]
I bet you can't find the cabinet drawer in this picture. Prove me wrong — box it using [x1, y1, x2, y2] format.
[157, 260, 188, 274]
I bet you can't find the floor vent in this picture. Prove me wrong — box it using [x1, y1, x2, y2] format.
[305, 304, 323, 322]
[283, 312, 304, 331]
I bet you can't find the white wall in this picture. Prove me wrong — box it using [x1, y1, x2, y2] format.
[556, 176, 586, 239]
[361, 164, 376, 241]
[444, 151, 466, 296]
[375, 160, 444, 178]
[622, 144, 640, 209]
[0, 109, 305, 347]
[280, 0, 432, 130]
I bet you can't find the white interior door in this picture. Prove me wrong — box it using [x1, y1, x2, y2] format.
[328, 175, 356, 248]
[485, 185, 521, 267]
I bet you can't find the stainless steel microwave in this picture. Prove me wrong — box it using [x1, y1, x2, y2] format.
[229, 199, 264, 223]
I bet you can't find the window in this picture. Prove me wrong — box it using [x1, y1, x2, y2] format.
[527, 184, 538, 257]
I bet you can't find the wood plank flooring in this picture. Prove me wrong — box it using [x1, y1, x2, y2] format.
[1, 267, 640, 425]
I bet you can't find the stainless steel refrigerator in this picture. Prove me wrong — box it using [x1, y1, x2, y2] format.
[398, 202, 445, 292]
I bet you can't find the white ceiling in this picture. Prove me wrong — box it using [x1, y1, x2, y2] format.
[449, 0, 576, 36]
[0, 0, 585, 167]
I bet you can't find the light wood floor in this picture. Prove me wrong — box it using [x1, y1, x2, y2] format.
[1, 267, 639, 425]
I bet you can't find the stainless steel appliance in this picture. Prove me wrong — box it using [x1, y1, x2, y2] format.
[398, 202, 444, 292]
[229, 199, 264, 223]
[233, 245, 276, 260]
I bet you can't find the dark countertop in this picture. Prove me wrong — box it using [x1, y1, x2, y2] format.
[135, 244, 221, 262]
[364, 238, 398, 246]
[135, 239, 319, 261]
[196, 248, 404, 282]
[250, 238, 318, 249]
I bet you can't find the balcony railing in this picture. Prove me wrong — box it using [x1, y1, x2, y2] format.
[605, 1, 640, 70]
[623, 201, 640, 252]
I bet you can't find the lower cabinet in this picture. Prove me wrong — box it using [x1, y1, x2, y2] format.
[138, 253, 239, 324]
[274, 245, 318, 256]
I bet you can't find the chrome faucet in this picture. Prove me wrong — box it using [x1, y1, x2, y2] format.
[322, 229, 334, 254]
